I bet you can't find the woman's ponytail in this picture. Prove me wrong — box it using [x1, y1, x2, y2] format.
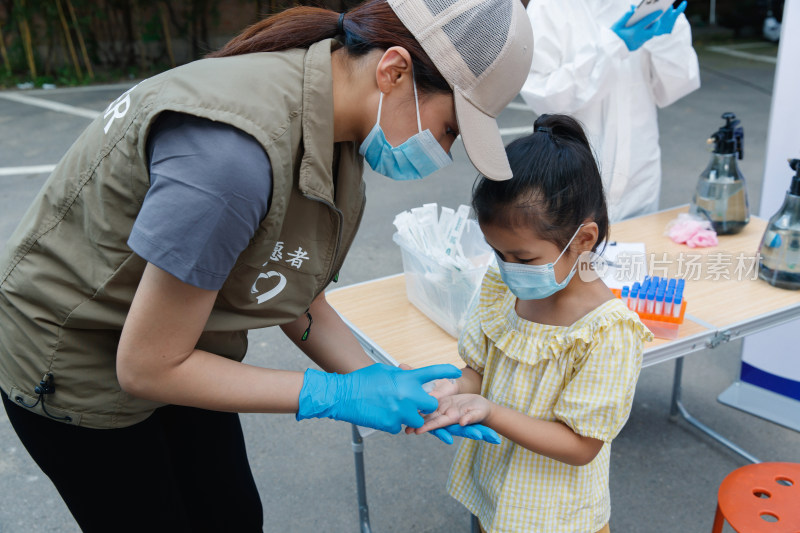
[208, 7, 342, 57]
[207, 0, 450, 95]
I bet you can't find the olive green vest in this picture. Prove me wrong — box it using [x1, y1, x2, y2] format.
[0, 39, 365, 428]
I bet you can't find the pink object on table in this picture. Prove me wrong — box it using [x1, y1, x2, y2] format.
[665, 214, 718, 248]
[668, 220, 704, 244]
[686, 229, 719, 248]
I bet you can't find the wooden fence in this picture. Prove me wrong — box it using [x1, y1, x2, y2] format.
[0, 0, 361, 85]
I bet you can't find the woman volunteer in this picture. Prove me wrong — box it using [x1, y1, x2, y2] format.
[0, 0, 533, 530]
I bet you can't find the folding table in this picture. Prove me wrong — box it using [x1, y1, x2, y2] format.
[326, 206, 800, 533]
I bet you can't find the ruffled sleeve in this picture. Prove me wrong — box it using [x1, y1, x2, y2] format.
[457, 267, 507, 374]
[553, 306, 652, 442]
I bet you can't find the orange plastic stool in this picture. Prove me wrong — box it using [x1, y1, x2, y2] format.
[712, 462, 800, 532]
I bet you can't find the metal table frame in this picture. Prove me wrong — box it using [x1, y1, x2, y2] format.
[330, 207, 800, 531]
[335, 287, 800, 532]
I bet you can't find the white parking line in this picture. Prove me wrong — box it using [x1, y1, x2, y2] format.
[714, 42, 776, 50]
[22, 83, 136, 95]
[0, 92, 100, 119]
[0, 164, 57, 176]
[707, 45, 777, 64]
[505, 102, 532, 111]
[499, 125, 534, 137]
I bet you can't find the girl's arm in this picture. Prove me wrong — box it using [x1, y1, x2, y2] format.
[416, 394, 604, 466]
[422, 365, 483, 400]
[485, 402, 604, 466]
[457, 366, 483, 394]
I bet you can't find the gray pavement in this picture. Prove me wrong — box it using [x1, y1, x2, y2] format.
[1, 42, 799, 533]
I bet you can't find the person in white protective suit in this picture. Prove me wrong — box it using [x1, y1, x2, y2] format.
[521, 0, 700, 222]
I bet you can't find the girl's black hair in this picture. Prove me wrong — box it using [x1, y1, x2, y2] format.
[472, 114, 609, 252]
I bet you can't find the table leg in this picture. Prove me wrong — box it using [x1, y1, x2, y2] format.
[669, 357, 761, 464]
[352, 424, 373, 533]
[470, 514, 481, 533]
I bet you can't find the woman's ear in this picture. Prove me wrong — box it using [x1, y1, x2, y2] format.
[575, 222, 599, 253]
[375, 46, 413, 94]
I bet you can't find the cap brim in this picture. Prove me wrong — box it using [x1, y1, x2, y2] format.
[454, 90, 512, 181]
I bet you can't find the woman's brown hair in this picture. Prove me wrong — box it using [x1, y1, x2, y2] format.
[207, 0, 450, 94]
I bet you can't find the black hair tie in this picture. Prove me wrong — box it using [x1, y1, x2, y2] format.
[338, 13, 346, 35]
[536, 126, 552, 134]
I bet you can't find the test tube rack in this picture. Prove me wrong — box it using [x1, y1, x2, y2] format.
[611, 288, 687, 340]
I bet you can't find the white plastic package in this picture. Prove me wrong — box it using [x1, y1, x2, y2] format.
[393, 203, 494, 338]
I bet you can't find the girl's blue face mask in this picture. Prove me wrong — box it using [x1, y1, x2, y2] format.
[496, 225, 585, 300]
[359, 79, 453, 181]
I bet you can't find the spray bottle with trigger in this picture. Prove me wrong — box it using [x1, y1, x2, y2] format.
[689, 112, 750, 234]
[758, 158, 800, 290]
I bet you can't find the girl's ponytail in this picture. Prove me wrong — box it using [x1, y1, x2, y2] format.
[473, 113, 609, 252]
[207, 1, 449, 95]
[533, 114, 593, 151]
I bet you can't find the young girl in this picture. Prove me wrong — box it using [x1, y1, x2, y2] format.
[414, 114, 652, 532]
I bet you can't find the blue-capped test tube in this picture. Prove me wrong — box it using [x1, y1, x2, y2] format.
[655, 289, 665, 315]
[646, 287, 655, 314]
[673, 292, 683, 318]
[668, 278, 676, 291]
[621, 285, 629, 308]
[664, 289, 674, 316]
[630, 282, 640, 311]
[637, 285, 648, 313]
[677, 278, 685, 294]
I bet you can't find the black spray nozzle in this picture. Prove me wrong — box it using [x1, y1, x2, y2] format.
[790, 158, 800, 196]
[709, 112, 744, 159]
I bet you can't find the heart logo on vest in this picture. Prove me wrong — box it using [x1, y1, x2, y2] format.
[251, 271, 287, 304]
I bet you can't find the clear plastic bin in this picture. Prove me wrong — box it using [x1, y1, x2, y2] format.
[392, 221, 493, 338]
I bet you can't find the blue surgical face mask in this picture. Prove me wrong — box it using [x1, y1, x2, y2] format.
[496, 225, 585, 300]
[359, 78, 453, 180]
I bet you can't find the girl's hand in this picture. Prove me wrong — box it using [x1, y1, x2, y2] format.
[402, 365, 458, 435]
[424, 378, 460, 399]
[414, 394, 493, 434]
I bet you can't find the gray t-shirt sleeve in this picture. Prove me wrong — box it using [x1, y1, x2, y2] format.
[128, 112, 272, 290]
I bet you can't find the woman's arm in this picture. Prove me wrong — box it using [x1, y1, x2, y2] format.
[118, 263, 461, 433]
[280, 291, 374, 374]
[415, 394, 604, 466]
[117, 262, 304, 413]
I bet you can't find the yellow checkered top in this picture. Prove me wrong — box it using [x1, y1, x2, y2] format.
[447, 268, 652, 533]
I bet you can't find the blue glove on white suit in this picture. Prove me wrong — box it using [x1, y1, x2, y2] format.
[296, 363, 461, 433]
[652, 1, 687, 36]
[430, 424, 501, 445]
[611, 6, 663, 51]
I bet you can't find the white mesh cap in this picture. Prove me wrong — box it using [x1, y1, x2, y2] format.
[388, 0, 533, 181]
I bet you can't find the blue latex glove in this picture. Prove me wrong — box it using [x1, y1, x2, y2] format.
[430, 424, 502, 445]
[652, 1, 687, 36]
[296, 363, 461, 433]
[611, 5, 664, 51]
